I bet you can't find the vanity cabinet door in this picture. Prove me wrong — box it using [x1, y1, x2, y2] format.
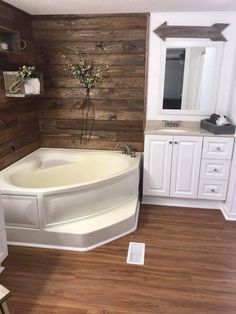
[170, 136, 203, 198]
[143, 135, 173, 196]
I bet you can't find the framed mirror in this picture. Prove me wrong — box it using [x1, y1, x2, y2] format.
[157, 40, 223, 116]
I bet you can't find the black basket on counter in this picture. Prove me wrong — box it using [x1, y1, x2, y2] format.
[201, 119, 236, 135]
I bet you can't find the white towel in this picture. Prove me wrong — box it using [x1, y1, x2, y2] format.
[24, 78, 40, 95]
[216, 115, 230, 126]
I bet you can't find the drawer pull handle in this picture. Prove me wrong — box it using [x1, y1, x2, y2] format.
[211, 189, 216, 192]
[213, 168, 218, 172]
[216, 147, 221, 151]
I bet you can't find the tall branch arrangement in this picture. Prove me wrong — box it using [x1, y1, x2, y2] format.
[60, 48, 107, 91]
[60, 48, 108, 144]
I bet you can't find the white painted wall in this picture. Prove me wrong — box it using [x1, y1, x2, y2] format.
[228, 51, 236, 123]
[225, 144, 236, 219]
[146, 12, 236, 121]
[225, 46, 236, 218]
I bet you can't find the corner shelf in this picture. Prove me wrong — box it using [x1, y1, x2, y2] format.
[0, 25, 23, 54]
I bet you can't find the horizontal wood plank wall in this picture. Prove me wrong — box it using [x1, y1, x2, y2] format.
[33, 14, 148, 151]
[0, 1, 40, 170]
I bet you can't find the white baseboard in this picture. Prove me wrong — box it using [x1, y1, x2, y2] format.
[142, 195, 222, 210]
[142, 195, 236, 221]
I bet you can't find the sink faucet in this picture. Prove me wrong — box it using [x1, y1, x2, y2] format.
[163, 120, 181, 127]
[115, 142, 136, 157]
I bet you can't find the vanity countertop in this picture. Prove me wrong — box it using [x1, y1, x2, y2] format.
[145, 120, 235, 137]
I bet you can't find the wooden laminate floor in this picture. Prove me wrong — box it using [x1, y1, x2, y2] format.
[1, 205, 236, 314]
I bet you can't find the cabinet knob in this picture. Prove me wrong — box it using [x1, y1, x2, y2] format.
[213, 168, 218, 172]
[211, 189, 216, 192]
[216, 147, 221, 151]
[169, 141, 173, 144]
[174, 141, 178, 144]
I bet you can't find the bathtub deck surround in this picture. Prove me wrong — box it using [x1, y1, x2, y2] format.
[0, 148, 141, 251]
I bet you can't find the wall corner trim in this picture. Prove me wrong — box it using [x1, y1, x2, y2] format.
[220, 204, 236, 221]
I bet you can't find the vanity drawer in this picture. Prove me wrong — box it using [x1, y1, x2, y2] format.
[200, 159, 231, 180]
[198, 179, 228, 200]
[202, 137, 234, 160]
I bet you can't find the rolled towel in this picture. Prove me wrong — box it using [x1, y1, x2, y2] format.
[216, 115, 230, 126]
[24, 78, 40, 95]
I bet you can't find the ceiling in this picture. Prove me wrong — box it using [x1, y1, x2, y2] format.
[3, 0, 236, 15]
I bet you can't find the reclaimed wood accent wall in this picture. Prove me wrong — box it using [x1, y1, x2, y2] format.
[33, 14, 148, 151]
[0, 1, 40, 170]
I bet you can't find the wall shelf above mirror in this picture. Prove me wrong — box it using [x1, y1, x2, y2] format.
[158, 40, 223, 116]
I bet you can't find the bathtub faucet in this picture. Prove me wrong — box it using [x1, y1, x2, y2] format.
[115, 142, 136, 157]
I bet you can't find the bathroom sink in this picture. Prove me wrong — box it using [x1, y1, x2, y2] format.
[157, 128, 188, 133]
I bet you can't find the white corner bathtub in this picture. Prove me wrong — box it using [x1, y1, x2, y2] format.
[0, 148, 141, 251]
